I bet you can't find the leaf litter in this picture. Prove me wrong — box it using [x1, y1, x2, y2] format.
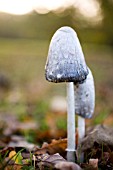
[0, 112, 113, 169]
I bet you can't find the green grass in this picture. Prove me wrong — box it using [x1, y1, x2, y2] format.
[0, 38, 49, 84]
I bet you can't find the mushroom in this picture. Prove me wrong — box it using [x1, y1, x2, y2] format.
[74, 67, 95, 161]
[45, 26, 88, 162]
[74, 67, 95, 140]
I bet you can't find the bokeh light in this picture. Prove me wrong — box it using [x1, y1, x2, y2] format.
[0, 0, 100, 19]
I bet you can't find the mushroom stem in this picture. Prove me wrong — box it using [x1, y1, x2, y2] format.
[78, 116, 85, 162]
[67, 82, 76, 162]
[78, 116, 85, 141]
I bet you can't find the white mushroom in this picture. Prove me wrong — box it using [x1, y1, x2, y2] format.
[74, 67, 95, 140]
[45, 26, 88, 162]
[74, 67, 95, 161]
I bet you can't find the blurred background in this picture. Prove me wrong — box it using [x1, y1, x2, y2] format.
[0, 0, 113, 144]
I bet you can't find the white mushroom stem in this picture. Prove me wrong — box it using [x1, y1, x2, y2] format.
[78, 116, 85, 162]
[67, 82, 75, 162]
[78, 116, 85, 141]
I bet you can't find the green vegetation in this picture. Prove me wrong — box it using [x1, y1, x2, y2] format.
[0, 38, 48, 83]
[56, 117, 67, 130]
[0, 149, 35, 170]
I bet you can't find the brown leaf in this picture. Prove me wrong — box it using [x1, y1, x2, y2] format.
[5, 164, 22, 170]
[37, 153, 66, 169]
[42, 153, 66, 163]
[34, 138, 67, 157]
[77, 125, 113, 154]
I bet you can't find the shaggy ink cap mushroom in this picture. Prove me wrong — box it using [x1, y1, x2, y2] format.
[45, 26, 88, 83]
[74, 68, 95, 118]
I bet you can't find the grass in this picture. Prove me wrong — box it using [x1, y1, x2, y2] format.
[0, 149, 35, 170]
[0, 38, 49, 84]
[0, 38, 113, 135]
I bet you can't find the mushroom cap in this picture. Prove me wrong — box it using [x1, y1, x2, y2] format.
[45, 26, 88, 83]
[74, 68, 95, 118]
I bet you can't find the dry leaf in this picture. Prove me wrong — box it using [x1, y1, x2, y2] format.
[38, 153, 66, 169]
[5, 164, 22, 170]
[9, 150, 23, 164]
[35, 138, 67, 157]
[42, 153, 66, 163]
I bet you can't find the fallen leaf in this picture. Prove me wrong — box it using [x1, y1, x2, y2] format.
[42, 153, 66, 163]
[9, 150, 23, 164]
[77, 125, 113, 153]
[37, 153, 66, 169]
[5, 164, 22, 170]
[34, 138, 67, 157]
